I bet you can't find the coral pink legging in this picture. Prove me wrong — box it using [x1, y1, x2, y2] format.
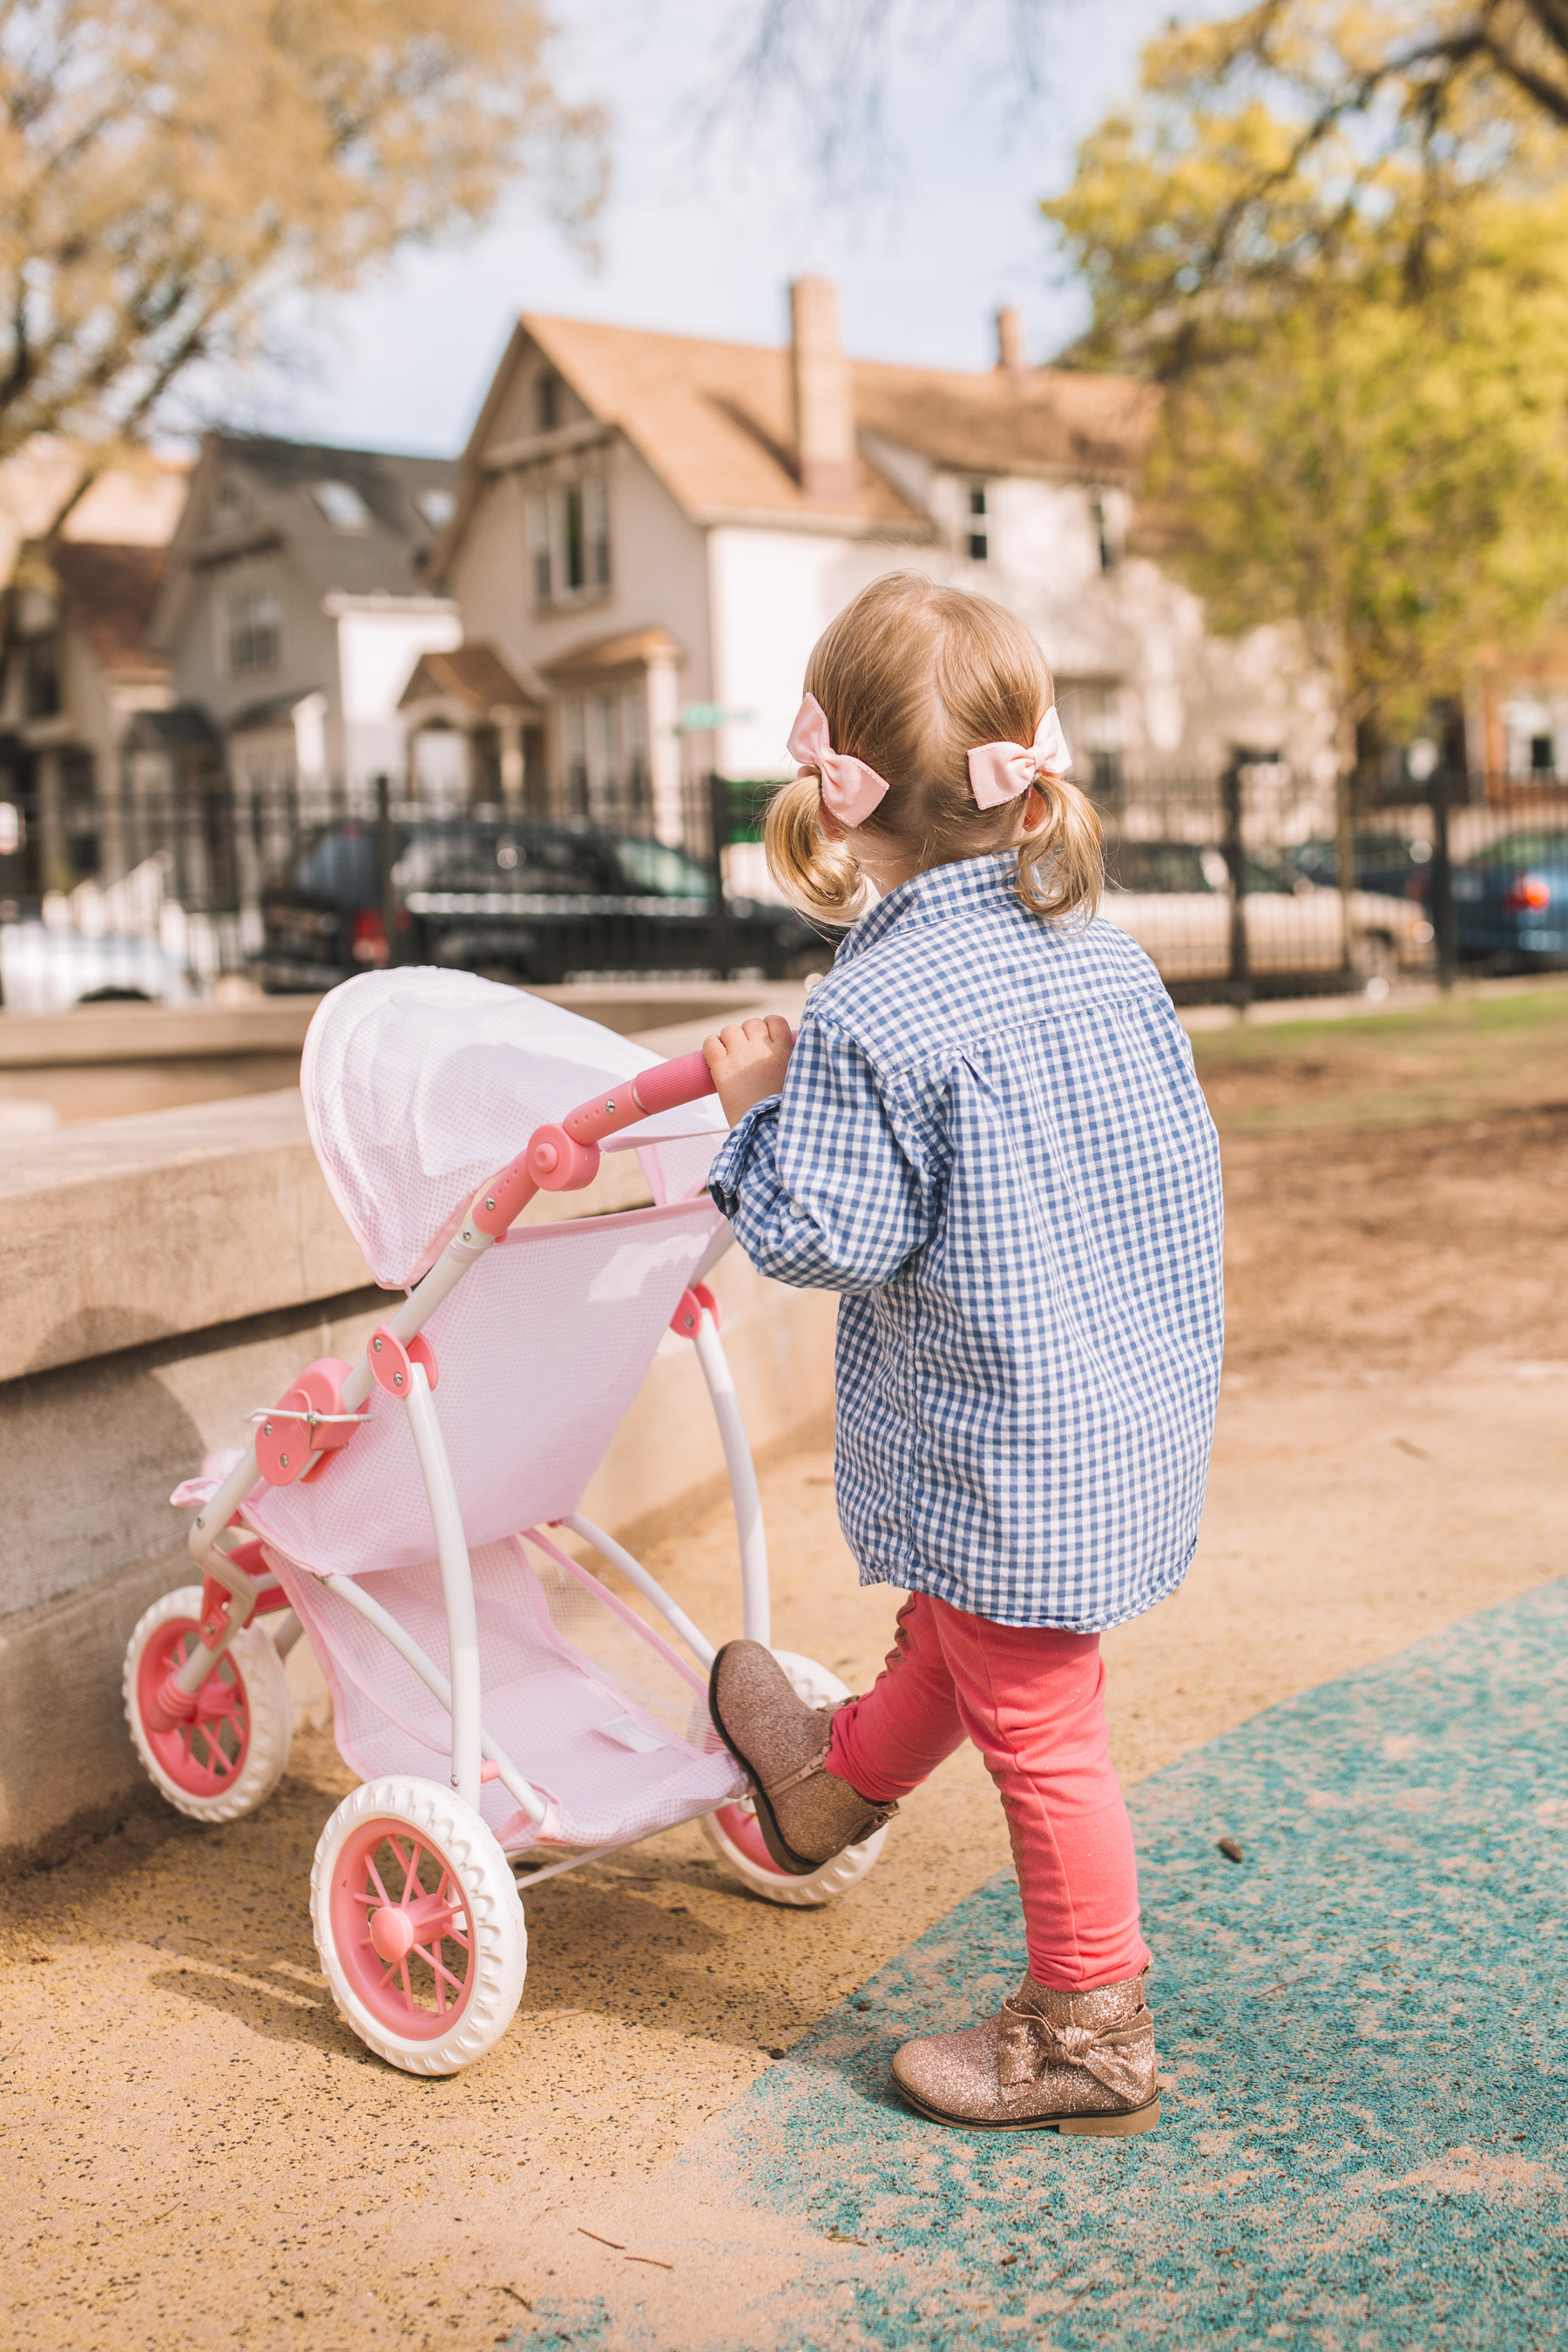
[824, 1592, 1150, 1990]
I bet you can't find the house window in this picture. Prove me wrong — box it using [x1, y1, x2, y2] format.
[1092, 493, 1124, 572]
[526, 493, 552, 605]
[229, 589, 281, 675]
[24, 633, 61, 718]
[967, 483, 989, 564]
[561, 685, 652, 827]
[537, 372, 560, 433]
[563, 486, 585, 592]
[314, 479, 371, 531]
[1056, 679, 1125, 799]
[586, 476, 610, 589]
[527, 478, 610, 608]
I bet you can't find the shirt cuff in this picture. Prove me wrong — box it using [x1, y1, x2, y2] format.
[706, 1094, 782, 1220]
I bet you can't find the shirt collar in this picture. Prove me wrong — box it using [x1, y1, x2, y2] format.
[834, 850, 1019, 970]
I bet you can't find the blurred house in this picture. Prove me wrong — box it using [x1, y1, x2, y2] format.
[1477, 640, 1568, 785]
[422, 279, 1340, 876]
[0, 449, 187, 909]
[148, 436, 463, 819]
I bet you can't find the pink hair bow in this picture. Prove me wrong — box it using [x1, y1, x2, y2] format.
[787, 693, 889, 829]
[966, 706, 1073, 810]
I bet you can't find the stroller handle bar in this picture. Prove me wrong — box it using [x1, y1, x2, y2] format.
[473, 1034, 791, 1228]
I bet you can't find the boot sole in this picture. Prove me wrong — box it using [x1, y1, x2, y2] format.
[894, 2084, 1161, 2136]
[706, 1649, 825, 1879]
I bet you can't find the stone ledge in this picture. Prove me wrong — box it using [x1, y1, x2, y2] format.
[0, 996, 324, 1067]
[0, 984, 807, 1382]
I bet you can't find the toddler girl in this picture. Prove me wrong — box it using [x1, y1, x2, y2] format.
[702, 572, 1223, 2134]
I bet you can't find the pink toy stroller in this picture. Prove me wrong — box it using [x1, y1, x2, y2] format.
[121, 970, 885, 2076]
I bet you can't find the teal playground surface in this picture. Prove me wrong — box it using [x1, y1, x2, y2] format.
[517, 1579, 1568, 2349]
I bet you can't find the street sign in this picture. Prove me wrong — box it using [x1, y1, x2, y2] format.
[675, 703, 754, 731]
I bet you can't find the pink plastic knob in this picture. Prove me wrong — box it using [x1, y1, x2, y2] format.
[527, 1124, 601, 1191]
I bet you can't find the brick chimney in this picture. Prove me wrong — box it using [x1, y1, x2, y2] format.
[996, 304, 1027, 376]
[790, 277, 857, 506]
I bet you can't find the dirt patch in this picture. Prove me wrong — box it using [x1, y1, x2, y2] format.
[1221, 1105, 1568, 1376]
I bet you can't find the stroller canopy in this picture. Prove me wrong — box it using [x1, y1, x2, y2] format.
[301, 968, 729, 1287]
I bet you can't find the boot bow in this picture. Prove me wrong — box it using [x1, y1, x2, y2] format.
[997, 1997, 1152, 2105]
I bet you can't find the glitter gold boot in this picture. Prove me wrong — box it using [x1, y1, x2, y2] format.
[890, 1970, 1159, 2133]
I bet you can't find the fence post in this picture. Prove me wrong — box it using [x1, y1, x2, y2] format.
[1429, 764, 1456, 993]
[1334, 767, 1360, 982]
[1221, 747, 1251, 1013]
[706, 772, 738, 973]
[375, 773, 399, 968]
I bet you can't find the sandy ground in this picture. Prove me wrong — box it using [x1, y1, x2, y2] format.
[5, 996, 1568, 2349]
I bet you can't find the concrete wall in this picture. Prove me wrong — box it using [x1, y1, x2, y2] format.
[0, 1001, 832, 1858]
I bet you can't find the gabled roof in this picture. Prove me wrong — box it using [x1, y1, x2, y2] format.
[538, 624, 685, 680]
[440, 314, 1154, 575]
[181, 435, 459, 601]
[51, 542, 171, 683]
[399, 643, 543, 716]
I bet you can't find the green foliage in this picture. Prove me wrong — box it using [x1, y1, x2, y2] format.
[0, 0, 605, 467]
[1044, 12, 1568, 740]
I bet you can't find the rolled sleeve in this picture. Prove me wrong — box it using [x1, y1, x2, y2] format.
[706, 1016, 931, 1292]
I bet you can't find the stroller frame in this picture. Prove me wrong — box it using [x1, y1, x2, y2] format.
[174, 1047, 771, 1875]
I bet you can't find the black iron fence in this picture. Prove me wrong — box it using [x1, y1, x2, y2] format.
[6, 747, 1568, 1007]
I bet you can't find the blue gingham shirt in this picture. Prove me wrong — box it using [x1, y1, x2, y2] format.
[707, 853, 1224, 1631]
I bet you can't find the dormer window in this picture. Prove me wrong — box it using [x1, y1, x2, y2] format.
[314, 479, 371, 531]
[966, 483, 989, 564]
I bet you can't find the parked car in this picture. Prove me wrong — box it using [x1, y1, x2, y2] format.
[253, 816, 831, 992]
[1100, 839, 1434, 990]
[1288, 833, 1434, 904]
[1451, 832, 1568, 967]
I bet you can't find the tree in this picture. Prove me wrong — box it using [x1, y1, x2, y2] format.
[1044, 53, 1568, 774]
[0, 0, 604, 472]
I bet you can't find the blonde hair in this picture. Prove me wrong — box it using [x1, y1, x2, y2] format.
[765, 572, 1103, 926]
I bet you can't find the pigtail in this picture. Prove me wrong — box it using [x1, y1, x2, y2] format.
[1015, 772, 1105, 924]
[764, 774, 870, 922]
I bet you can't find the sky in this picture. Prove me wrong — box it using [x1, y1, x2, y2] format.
[238, 0, 1177, 462]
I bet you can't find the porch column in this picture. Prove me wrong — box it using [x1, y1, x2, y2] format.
[35, 747, 66, 898]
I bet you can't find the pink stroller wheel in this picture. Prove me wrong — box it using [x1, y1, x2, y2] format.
[312, 1775, 527, 2074]
[329, 1815, 480, 2040]
[124, 1585, 294, 1825]
[135, 1611, 252, 1795]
